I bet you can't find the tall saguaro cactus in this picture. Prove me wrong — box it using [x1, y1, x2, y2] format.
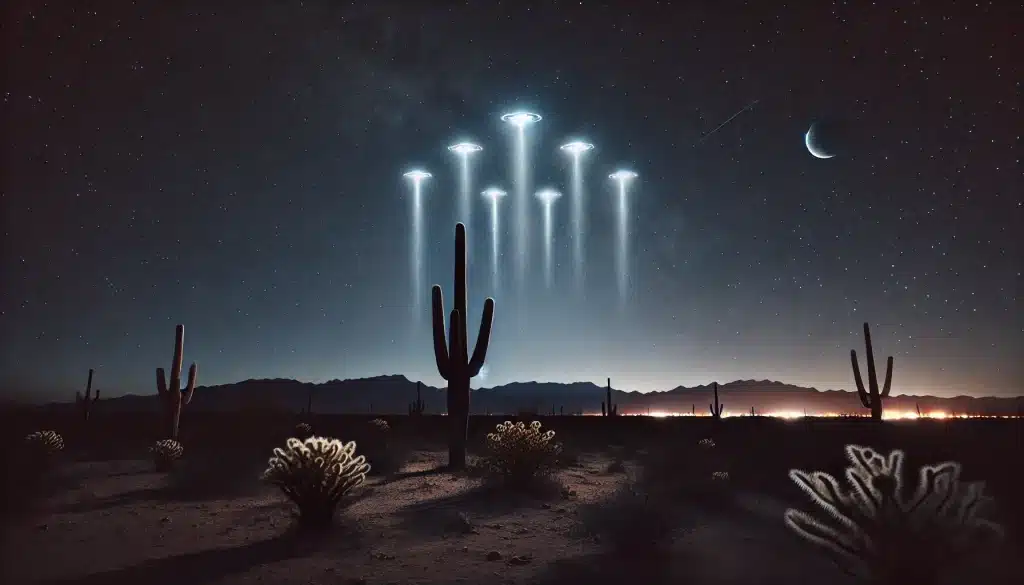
[156, 324, 198, 440]
[602, 377, 618, 416]
[76, 368, 100, 422]
[432, 223, 495, 470]
[709, 381, 724, 420]
[851, 321, 892, 421]
[409, 381, 426, 415]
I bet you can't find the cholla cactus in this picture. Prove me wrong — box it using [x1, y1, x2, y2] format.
[368, 418, 390, 432]
[150, 439, 184, 471]
[698, 438, 716, 449]
[294, 422, 313, 439]
[485, 420, 562, 486]
[25, 430, 64, 455]
[784, 445, 1003, 583]
[262, 437, 370, 529]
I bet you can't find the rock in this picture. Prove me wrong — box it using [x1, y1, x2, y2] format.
[508, 555, 532, 565]
[486, 550, 503, 561]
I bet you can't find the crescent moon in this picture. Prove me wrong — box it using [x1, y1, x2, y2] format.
[805, 126, 834, 159]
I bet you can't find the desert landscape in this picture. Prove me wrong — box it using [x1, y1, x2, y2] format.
[3, 411, 1022, 585]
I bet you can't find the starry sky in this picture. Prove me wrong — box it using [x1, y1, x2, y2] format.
[2, 0, 1020, 402]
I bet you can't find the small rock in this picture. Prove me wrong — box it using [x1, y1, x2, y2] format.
[514, 527, 529, 534]
[461, 546, 469, 552]
[371, 551, 396, 560]
[508, 555, 532, 565]
[541, 503, 552, 509]
[486, 550, 503, 561]
[160, 516, 171, 523]
[346, 579, 367, 585]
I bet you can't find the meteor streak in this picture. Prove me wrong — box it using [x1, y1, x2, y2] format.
[609, 170, 638, 302]
[501, 111, 542, 293]
[535, 188, 562, 289]
[481, 187, 507, 292]
[560, 141, 595, 291]
[403, 169, 432, 318]
[693, 100, 759, 146]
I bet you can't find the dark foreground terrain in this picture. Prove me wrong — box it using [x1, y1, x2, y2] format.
[2, 412, 1022, 585]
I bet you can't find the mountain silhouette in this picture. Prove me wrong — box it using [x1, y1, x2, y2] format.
[30, 376, 1024, 417]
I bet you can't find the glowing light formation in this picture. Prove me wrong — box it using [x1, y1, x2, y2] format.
[448, 142, 483, 228]
[609, 170, 638, 302]
[403, 169, 432, 318]
[501, 111, 542, 294]
[481, 187, 507, 291]
[535, 188, 562, 289]
[560, 141, 595, 290]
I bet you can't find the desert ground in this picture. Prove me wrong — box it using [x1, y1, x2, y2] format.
[2, 413, 1022, 585]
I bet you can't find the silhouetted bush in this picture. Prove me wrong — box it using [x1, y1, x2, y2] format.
[484, 420, 562, 489]
[150, 439, 183, 472]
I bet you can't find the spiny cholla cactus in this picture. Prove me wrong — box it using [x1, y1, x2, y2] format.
[150, 439, 184, 471]
[784, 445, 1003, 584]
[262, 437, 370, 529]
[294, 422, 313, 439]
[485, 420, 562, 486]
[368, 418, 390, 432]
[698, 438, 716, 449]
[25, 430, 64, 455]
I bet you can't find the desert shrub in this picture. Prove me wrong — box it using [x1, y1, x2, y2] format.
[360, 417, 411, 476]
[150, 439, 184, 472]
[294, 422, 313, 439]
[785, 444, 1004, 585]
[262, 436, 370, 529]
[484, 420, 562, 488]
[25, 430, 64, 456]
[368, 418, 390, 432]
[639, 437, 731, 505]
[576, 482, 683, 559]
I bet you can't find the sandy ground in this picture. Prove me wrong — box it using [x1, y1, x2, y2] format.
[1, 448, 1017, 585]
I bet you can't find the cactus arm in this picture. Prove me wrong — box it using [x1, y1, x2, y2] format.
[157, 367, 168, 395]
[76, 391, 83, 403]
[468, 297, 495, 377]
[876, 354, 892, 395]
[851, 349, 871, 408]
[431, 285, 451, 380]
[182, 363, 197, 405]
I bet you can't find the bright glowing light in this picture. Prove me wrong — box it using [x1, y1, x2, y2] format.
[561, 141, 595, 290]
[448, 142, 482, 240]
[500, 111, 542, 127]
[481, 187, 507, 291]
[609, 170, 638, 302]
[403, 169, 432, 319]
[502, 111, 541, 294]
[560, 141, 594, 155]
[448, 142, 483, 155]
[535, 188, 562, 288]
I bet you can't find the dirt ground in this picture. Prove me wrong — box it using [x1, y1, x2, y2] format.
[2, 418, 1021, 585]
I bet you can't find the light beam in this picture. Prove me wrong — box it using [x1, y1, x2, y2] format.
[403, 169, 431, 319]
[481, 187, 507, 292]
[501, 111, 542, 293]
[535, 188, 562, 289]
[560, 141, 594, 290]
[447, 142, 483, 226]
[609, 170, 638, 302]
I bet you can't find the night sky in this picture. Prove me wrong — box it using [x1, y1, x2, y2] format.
[3, 1, 1020, 401]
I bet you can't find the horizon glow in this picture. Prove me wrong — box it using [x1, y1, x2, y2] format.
[610, 170, 638, 303]
[482, 187, 507, 292]
[535, 188, 562, 289]
[561, 141, 595, 291]
[502, 111, 542, 296]
[403, 169, 432, 319]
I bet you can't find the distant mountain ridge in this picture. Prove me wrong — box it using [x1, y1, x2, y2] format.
[32, 375, 1024, 416]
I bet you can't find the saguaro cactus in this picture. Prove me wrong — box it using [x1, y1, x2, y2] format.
[409, 381, 426, 415]
[710, 381, 724, 420]
[76, 368, 100, 422]
[851, 321, 892, 422]
[602, 377, 618, 416]
[157, 324, 198, 440]
[431, 223, 495, 470]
